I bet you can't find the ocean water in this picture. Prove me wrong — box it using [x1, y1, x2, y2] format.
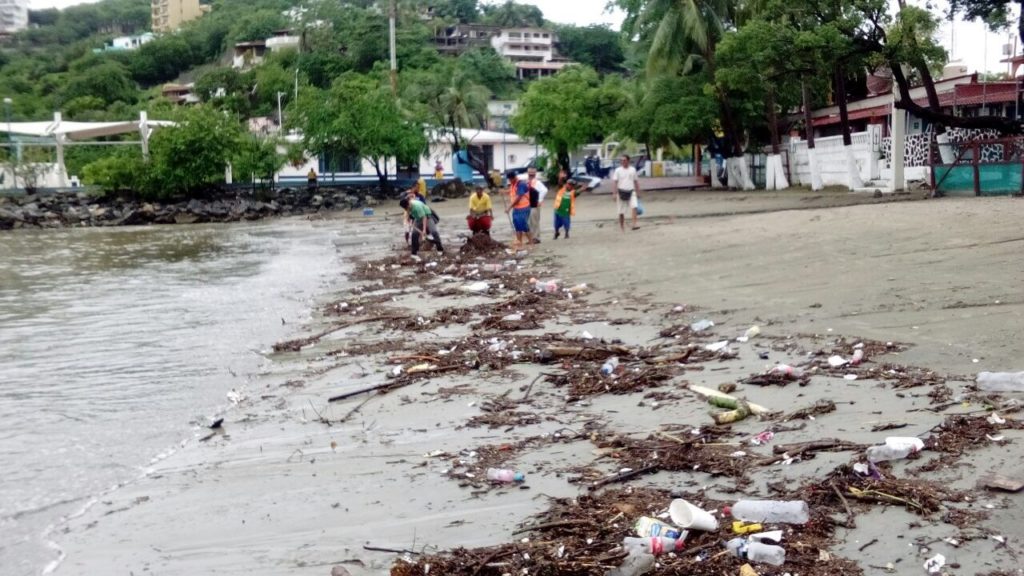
[0, 219, 343, 575]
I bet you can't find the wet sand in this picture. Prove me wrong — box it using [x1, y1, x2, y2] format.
[53, 189, 1024, 575]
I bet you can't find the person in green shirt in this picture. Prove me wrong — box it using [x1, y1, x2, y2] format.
[399, 197, 444, 256]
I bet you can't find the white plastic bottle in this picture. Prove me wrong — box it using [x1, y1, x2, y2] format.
[977, 372, 1024, 392]
[744, 326, 761, 339]
[726, 538, 786, 566]
[607, 547, 655, 576]
[884, 437, 924, 451]
[770, 365, 804, 378]
[485, 468, 524, 483]
[623, 536, 684, 556]
[865, 444, 917, 463]
[851, 349, 865, 365]
[601, 356, 620, 376]
[726, 500, 809, 524]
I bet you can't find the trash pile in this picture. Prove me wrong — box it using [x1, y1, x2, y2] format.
[273, 245, 1024, 575]
[390, 488, 861, 576]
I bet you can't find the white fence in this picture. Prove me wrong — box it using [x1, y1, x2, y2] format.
[789, 125, 882, 186]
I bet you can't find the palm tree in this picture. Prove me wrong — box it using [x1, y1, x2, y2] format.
[628, 0, 757, 188]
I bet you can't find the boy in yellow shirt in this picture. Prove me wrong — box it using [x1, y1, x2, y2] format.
[466, 186, 493, 235]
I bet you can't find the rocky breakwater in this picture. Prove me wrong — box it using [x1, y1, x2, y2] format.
[0, 187, 381, 230]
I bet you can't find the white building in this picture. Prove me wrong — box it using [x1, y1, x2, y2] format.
[489, 27, 571, 79]
[94, 32, 156, 53]
[276, 128, 538, 185]
[0, 0, 29, 34]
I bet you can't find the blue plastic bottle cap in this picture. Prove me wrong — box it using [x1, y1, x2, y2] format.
[513, 472, 525, 482]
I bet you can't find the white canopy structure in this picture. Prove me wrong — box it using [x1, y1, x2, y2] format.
[1, 112, 174, 189]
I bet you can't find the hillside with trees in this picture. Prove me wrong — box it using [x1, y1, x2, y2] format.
[0, 0, 1017, 197]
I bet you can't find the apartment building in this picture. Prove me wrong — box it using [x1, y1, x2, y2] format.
[0, 0, 29, 35]
[490, 27, 570, 79]
[151, 0, 207, 34]
[434, 24, 501, 56]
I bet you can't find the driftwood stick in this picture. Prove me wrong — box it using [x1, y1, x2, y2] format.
[522, 373, 545, 401]
[830, 480, 856, 528]
[511, 519, 590, 535]
[274, 314, 409, 352]
[588, 464, 660, 491]
[327, 365, 462, 403]
[772, 439, 864, 455]
[363, 545, 420, 555]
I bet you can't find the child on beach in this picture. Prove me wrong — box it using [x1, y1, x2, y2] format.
[505, 177, 532, 250]
[553, 181, 576, 239]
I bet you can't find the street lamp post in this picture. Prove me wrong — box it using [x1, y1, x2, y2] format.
[3, 98, 13, 191]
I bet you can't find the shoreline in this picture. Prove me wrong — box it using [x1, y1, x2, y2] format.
[49, 190, 1024, 575]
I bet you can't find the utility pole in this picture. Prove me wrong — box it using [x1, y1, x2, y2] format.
[389, 0, 397, 96]
[3, 97, 13, 190]
[277, 92, 285, 129]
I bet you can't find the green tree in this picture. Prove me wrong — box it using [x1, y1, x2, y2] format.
[60, 60, 138, 106]
[146, 106, 245, 197]
[233, 136, 286, 187]
[294, 74, 427, 190]
[82, 147, 147, 195]
[405, 63, 492, 177]
[455, 48, 516, 99]
[512, 66, 628, 172]
[432, 0, 479, 23]
[480, 1, 545, 27]
[555, 25, 626, 73]
[230, 9, 287, 44]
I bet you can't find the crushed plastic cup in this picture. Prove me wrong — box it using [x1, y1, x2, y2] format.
[749, 530, 784, 544]
[690, 319, 715, 332]
[827, 355, 848, 368]
[705, 341, 730, 353]
[461, 281, 489, 293]
[669, 499, 719, 531]
[750, 430, 775, 446]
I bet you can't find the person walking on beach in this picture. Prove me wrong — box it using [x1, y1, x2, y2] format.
[553, 180, 576, 240]
[506, 176, 532, 250]
[400, 197, 443, 256]
[467, 186, 493, 235]
[434, 159, 444, 181]
[612, 155, 640, 232]
[526, 167, 547, 244]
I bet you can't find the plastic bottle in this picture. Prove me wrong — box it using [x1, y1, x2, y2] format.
[725, 538, 786, 566]
[770, 365, 804, 378]
[533, 280, 560, 293]
[623, 536, 685, 556]
[744, 326, 761, 339]
[485, 468, 524, 483]
[977, 372, 1024, 392]
[601, 356, 620, 376]
[865, 444, 918, 463]
[607, 547, 655, 576]
[634, 516, 684, 539]
[851, 349, 865, 365]
[884, 437, 924, 451]
[725, 500, 809, 524]
[482, 263, 504, 272]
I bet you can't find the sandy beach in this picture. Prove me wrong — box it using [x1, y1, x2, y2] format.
[51, 188, 1024, 576]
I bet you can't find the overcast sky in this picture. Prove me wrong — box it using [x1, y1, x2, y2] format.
[28, 0, 1018, 77]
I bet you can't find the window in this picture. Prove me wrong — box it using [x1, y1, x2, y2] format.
[320, 150, 362, 173]
[509, 32, 521, 38]
[534, 33, 541, 38]
[542, 33, 549, 38]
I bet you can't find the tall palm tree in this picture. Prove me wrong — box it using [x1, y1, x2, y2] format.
[629, 0, 762, 188]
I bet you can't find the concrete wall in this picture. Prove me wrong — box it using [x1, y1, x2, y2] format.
[789, 125, 882, 186]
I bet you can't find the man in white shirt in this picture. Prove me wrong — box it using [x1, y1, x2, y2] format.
[612, 155, 640, 231]
[526, 167, 548, 244]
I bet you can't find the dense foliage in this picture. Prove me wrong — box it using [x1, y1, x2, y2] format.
[1, 0, 1014, 197]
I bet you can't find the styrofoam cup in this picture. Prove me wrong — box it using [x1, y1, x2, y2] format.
[669, 499, 718, 531]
